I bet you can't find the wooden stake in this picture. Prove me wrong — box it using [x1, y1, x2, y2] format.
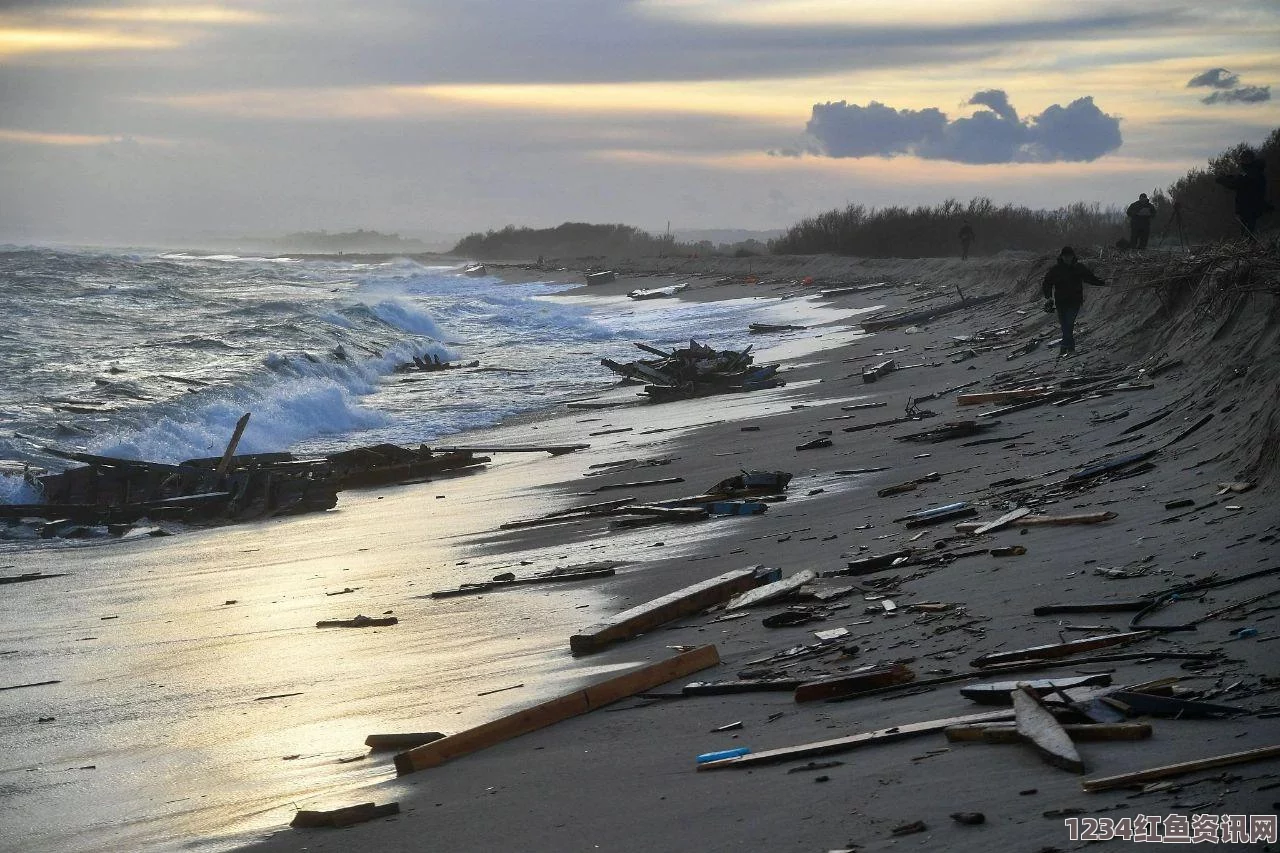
[215, 413, 251, 476]
[1081, 744, 1280, 792]
[395, 645, 720, 774]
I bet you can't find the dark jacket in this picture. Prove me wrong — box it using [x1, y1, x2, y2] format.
[1126, 198, 1156, 222]
[958, 225, 975, 241]
[1042, 259, 1105, 306]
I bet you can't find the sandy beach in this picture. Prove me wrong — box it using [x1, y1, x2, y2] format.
[5, 250, 1278, 853]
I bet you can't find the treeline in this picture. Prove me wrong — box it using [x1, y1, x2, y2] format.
[452, 222, 679, 259]
[773, 129, 1278, 257]
[276, 229, 431, 252]
[772, 198, 1122, 258]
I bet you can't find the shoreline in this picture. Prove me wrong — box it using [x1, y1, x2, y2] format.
[237, 250, 1279, 853]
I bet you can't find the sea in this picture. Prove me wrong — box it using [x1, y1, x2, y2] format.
[0, 247, 861, 853]
[0, 247, 822, 508]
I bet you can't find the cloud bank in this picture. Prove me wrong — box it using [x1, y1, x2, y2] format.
[1187, 67, 1272, 105]
[797, 90, 1122, 164]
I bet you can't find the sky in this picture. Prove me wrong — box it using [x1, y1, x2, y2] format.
[1, 0, 1278, 246]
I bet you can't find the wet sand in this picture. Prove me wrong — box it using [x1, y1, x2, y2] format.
[7, 252, 1278, 853]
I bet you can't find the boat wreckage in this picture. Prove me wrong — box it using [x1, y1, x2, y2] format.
[601, 340, 783, 401]
[0, 414, 586, 539]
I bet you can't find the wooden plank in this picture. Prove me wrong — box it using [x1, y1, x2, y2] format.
[1081, 744, 1280, 793]
[682, 678, 801, 696]
[429, 444, 589, 455]
[724, 570, 815, 611]
[696, 709, 1014, 771]
[957, 388, 1055, 406]
[971, 631, 1153, 668]
[365, 732, 446, 751]
[1014, 683, 1085, 773]
[794, 663, 915, 703]
[428, 568, 617, 599]
[570, 569, 760, 655]
[591, 477, 685, 493]
[954, 511, 1117, 533]
[971, 507, 1032, 535]
[395, 645, 720, 774]
[960, 674, 1112, 705]
[946, 722, 1151, 744]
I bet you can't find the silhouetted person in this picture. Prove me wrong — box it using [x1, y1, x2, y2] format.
[1041, 246, 1107, 357]
[1216, 149, 1271, 241]
[1125, 193, 1156, 249]
[958, 221, 975, 260]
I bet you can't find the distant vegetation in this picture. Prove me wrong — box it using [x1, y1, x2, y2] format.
[773, 129, 1278, 257]
[452, 222, 680, 259]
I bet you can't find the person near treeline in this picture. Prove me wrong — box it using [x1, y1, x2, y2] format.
[1125, 193, 1156, 249]
[1041, 246, 1108, 357]
[958, 221, 975, 260]
[1216, 149, 1271, 240]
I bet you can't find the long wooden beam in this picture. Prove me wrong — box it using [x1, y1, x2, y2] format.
[1081, 744, 1280, 792]
[570, 568, 761, 656]
[394, 645, 720, 775]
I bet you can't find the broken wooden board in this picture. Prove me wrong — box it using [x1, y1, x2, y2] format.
[862, 359, 897, 383]
[611, 507, 708, 528]
[365, 732, 446, 751]
[428, 568, 617, 599]
[1081, 744, 1280, 793]
[971, 507, 1032, 535]
[794, 663, 915, 703]
[971, 631, 1153, 668]
[0, 572, 69, 585]
[682, 678, 802, 696]
[960, 674, 1112, 705]
[395, 645, 720, 774]
[316, 616, 398, 628]
[956, 388, 1055, 406]
[591, 477, 685, 493]
[954, 511, 1117, 533]
[1014, 683, 1085, 773]
[429, 444, 588, 455]
[946, 722, 1151, 744]
[724, 569, 815, 611]
[1099, 691, 1247, 719]
[291, 802, 399, 828]
[570, 569, 761, 656]
[696, 709, 1014, 771]
[832, 549, 913, 577]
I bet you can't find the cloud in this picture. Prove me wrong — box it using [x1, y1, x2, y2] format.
[800, 90, 1122, 164]
[1201, 85, 1271, 104]
[1186, 68, 1239, 89]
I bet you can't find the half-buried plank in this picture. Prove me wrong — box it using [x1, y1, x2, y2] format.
[570, 567, 763, 656]
[395, 644, 720, 775]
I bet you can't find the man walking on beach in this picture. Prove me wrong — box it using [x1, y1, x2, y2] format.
[1125, 194, 1156, 249]
[1041, 246, 1107, 357]
[958, 221, 975, 260]
[1216, 149, 1271, 241]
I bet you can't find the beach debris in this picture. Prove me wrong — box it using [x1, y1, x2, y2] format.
[696, 747, 751, 764]
[830, 549, 914, 577]
[570, 567, 769, 656]
[953, 512, 1117, 533]
[0, 571, 68, 585]
[724, 569, 814, 611]
[585, 270, 616, 285]
[896, 502, 979, 528]
[1215, 481, 1255, 495]
[463, 262, 486, 276]
[600, 339, 781, 401]
[290, 802, 400, 829]
[395, 645, 720, 774]
[946, 722, 1151, 743]
[696, 709, 1016, 771]
[682, 679, 802, 696]
[315, 615, 398, 629]
[628, 283, 688, 300]
[611, 507, 709, 528]
[253, 692, 304, 702]
[364, 732, 446, 751]
[430, 443, 587, 455]
[430, 566, 619, 599]
[1, 680, 61, 691]
[950, 812, 986, 826]
[897, 420, 999, 443]
[394, 356, 479, 374]
[876, 471, 939, 497]
[476, 683, 525, 697]
[795, 438, 832, 451]
[786, 760, 843, 773]
[860, 292, 1001, 333]
[1013, 683, 1085, 773]
[959, 675, 1113, 705]
[990, 546, 1027, 557]
[793, 663, 915, 703]
[890, 820, 928, 837]
[711, 720, 744, 732]
[971, 507, 1031, 535]
[1164, 499, 1195, 510]
[957, 388, 1055, 406]
[813, 627, 850, 642]
[971, 631, 1153, 668]
[1098, 691, 1247, 719]
[748, 322, 805, 334]
[1081, 744, 1280, 793]
[590, 476, 685, 493]
[861, 358, 897, 383]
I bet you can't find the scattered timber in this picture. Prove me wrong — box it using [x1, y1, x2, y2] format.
[697, 709, 1015, 771]
[749, 323, 806, 334]
[591, 477, 685, 493]
[611, 507, 708, 528]
[724, 569, 814, 611]
[394, 357, 479, 374]
[793, 663, 916, 703]
[860, 292, 1002, 333]
[601, 339, 782, 402]
[315, 615, 398, 629]
[957, 388, 1055, 406]
[0, 572, 68, 585]
[971, 631, 1153, 668]
[429, 567, 618, 599]
[291, 802, 400, 829]
[570, 569, 764, 655]
[960, 674, 1113, 705]
[365, 732, 446, 751]
[628, 283, 688, 300]
[395, 645, 720, 774]
[429, 444, 588, 455]
[682, 678, 802, 696]
[1100, 691, 1247, 719]
[1081, 745, 1280, 792]
[1014, 684, 1085, 773]
[953, 512, 1117, 533]
[946, 722, 1151, 744]
[971, 507, 1031, 535]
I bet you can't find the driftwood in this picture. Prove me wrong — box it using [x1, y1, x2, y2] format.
[365, 732, 446, 751]
[316, 615, 398, 628]
[291, 802, 399, 828]
[971, 631, 1153, 668]
[429, 567, 618, 599]
[1081, 745, 1280, 792]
